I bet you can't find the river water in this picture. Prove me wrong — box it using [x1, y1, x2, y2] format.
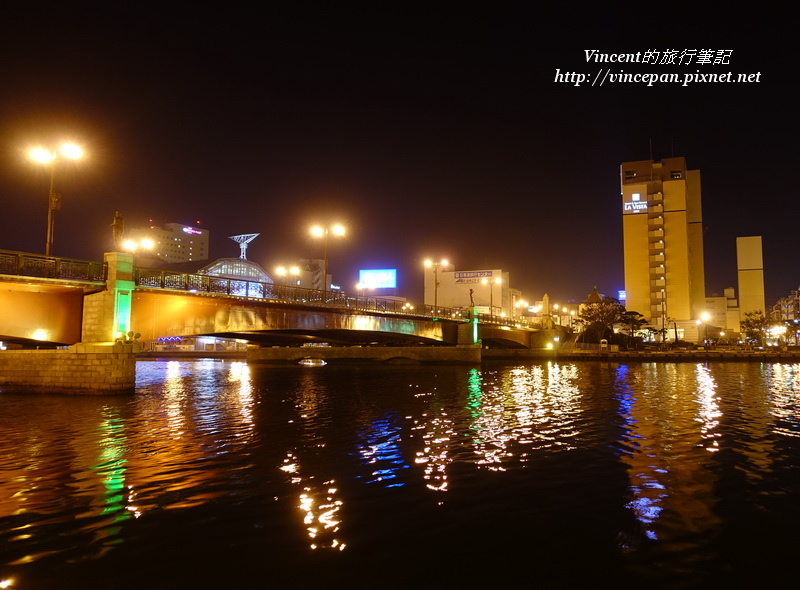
[1, 359, 799, 588]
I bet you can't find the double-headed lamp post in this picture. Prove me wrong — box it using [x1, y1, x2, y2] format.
[424, 258, 449, 309]
[122, 238, 155, 254]
[310, 223, 346, 296]
[275, 265, 301, 285]
[515, 299, 528, 319]
[29, 143, 84, 257]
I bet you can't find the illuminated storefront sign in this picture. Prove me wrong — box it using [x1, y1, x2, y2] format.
[182, 226, 203, 235]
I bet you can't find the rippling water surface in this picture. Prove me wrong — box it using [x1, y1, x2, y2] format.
[1, 360, 799, 588]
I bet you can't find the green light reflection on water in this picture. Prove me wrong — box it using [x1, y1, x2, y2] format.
[90, 411, 133, 541]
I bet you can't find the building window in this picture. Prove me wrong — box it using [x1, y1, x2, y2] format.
[624, 170, 637, 180]
[670, 170, 682, 179]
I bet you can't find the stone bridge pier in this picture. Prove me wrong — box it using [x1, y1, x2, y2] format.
[1, 252, 139, 393]
[82, 251, 136, 342]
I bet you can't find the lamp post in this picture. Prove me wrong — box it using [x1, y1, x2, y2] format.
[700, 311, 710, 345]
[310, 223, 345, 297]
[481, 276, 502, 316]
[29, 143, 84, 257]
[424, 258, 449, 310]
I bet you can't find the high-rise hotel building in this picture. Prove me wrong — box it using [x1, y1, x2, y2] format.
[621, 157, 706, 340]
[127, 222, 209, 264]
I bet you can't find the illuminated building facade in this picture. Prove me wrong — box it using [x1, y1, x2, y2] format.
[705, 287, 740, 334]
[772, 288, 800, 322]
[621, 157, 706, 340]
[736, 236, 766, 319]
[423, 263, 513, 316]
[128, 222, 209, 263]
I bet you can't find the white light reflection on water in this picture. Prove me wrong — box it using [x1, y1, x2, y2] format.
[412, 362, 585, 489]
[227, 362, 255, 435]
[694, 364, 721, 452]
[132, 361, 259, 512]
[467, 363, 582, 471]
[281, 375, 346, 551]
[281, 451, 346, 551]
[164, 360, 186, 438]
[467, 367, 507, 470]
[414, 399, 455, 493]
[769, 363, 800, 437]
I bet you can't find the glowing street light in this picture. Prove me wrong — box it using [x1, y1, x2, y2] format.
[424, 258, 449, 309]
[699, 311, 711, 344]
[697, 311, 711, 344]
[122, 237, 155, 252]
[513, 298, 528, 320]
[276, 265, 301, 285]
[310, 223, 345, 296]
[29, 143, 85, 257]
[355, 282, 374, 297]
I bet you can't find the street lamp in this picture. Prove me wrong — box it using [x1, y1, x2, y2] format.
[121, 238, 154, 270]
[514, 298, 528, 320]
[481, 276, 502, 315]
[29, 143, 85, 257]
[424, 258, 449, 310]
[310, 223, 345, 296]
[122, 238, 155, 252]
[700, 311, 710, 344]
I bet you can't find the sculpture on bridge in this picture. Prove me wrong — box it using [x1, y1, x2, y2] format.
[229, 233, 260, 260]
[111, 211, 124, 250]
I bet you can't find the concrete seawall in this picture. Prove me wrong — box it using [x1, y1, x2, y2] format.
[247, 345, 482, 364]
[3, 345, 796, 396]
[482, 348, 800, 362]
[0, 343, 139, 393]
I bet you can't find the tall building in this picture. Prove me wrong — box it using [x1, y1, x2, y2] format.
[736, 236, 766, 318]
[621, 157, 706, 340]
[127, 222, 209, 264]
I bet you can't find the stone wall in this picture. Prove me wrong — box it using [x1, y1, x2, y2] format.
[0, 343, 138, 393]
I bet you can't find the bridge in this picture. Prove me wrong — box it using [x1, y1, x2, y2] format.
[0, 250, 551, 350]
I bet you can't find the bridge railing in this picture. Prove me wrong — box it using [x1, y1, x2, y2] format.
[134, 267, 474, 321]
[0, 250, 107, 282]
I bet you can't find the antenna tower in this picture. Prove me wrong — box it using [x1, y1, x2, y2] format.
[229, 233, 260, 260]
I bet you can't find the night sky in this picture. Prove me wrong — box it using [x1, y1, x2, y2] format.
[1, 5, 796, 307]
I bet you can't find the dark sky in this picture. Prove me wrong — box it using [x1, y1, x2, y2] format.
[1, 5, 796, 305]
